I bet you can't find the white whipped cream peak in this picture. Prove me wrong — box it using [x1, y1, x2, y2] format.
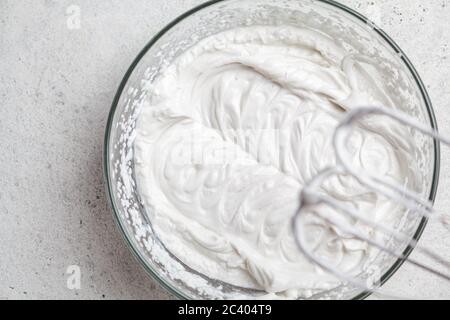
[134, 26, 419, 298]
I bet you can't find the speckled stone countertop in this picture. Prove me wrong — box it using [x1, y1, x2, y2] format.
[1, 0, 449, 299]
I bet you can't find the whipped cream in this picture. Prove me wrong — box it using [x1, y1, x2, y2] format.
[134, 26, 419, 298]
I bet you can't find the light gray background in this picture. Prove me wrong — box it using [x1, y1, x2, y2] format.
[1, 0, 449, 300]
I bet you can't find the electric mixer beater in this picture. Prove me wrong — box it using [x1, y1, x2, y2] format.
[293, 106, 450, 299]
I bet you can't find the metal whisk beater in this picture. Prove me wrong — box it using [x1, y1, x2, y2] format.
[292, 106, 450, 298]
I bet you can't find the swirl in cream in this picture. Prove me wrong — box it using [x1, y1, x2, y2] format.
[134, 26, 418, 298]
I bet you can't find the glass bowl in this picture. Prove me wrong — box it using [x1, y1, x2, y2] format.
[104, 0, 440, 299]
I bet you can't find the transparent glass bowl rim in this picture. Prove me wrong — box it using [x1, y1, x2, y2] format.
[103, 0, 441, 300]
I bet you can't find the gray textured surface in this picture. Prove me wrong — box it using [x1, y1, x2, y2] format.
[0, 0, 449, 300]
